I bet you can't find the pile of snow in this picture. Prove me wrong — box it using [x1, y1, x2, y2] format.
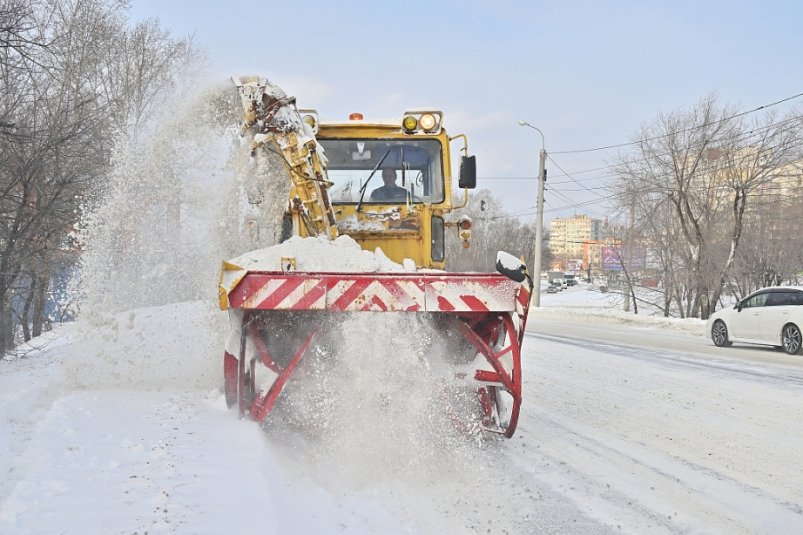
[535, 284, 706, 335]
[228, 235, 412, 272]
[62, 301, 224, 391]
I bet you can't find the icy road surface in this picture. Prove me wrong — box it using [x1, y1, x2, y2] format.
[524, 318, 803, 534]
[1, 303, 802, 534]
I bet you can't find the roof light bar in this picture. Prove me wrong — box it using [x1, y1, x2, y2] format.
[401, 109, 443, 135]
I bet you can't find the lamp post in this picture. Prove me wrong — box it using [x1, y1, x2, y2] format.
[518, 120, 546, 307]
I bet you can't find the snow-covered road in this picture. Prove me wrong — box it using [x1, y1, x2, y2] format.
[521, 319, 803, 533]
[1, 302, 802, 534]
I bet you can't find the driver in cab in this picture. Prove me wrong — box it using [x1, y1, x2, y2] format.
[370, 168, 408, 201]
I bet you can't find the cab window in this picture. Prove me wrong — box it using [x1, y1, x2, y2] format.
[321, 138, 444, 204]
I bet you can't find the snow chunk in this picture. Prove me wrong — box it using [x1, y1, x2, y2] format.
[228, 235, 406, 272]
[336, 215, 385, 232]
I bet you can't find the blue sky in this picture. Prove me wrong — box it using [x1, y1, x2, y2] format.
[128, 0, 803, 223]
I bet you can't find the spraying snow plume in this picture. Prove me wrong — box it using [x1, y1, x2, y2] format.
[64, 79, 292, 389]
[266, 312, 496, 488]
[74, 77, 297, 320]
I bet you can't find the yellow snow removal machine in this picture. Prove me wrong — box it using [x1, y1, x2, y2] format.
[219, 76, 533, 437]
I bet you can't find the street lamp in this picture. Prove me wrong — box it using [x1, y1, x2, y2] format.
[518, 120, 546, 307]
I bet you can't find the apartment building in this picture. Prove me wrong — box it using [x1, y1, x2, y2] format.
[549, 214, 602, 259]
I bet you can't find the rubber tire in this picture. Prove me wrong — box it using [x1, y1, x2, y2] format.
[712, 320, 732, 347]
[781, 323, 802, 355]
[224, 352, 239, 409]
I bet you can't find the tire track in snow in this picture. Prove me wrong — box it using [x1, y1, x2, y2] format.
[526, 332, 803, 388]
[522, 406, 803, 534]
[518, 331, 803, 534]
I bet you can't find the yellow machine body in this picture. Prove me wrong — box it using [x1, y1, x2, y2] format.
[291, 113, 464, 270]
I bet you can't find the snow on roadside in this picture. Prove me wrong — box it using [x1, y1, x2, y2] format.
[533, 285, 706, 336]
[0, 300, 225, 505]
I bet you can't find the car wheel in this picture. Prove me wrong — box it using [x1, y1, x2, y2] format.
[711, 320, 732, 347]
[781, 323, 802, 355]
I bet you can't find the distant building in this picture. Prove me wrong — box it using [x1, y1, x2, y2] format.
[755, 160, 803, 200]
[549, 214, 602, 260]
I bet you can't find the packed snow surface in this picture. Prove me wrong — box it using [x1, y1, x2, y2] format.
[6, 77, 802, 533]
[3, 286, 803, 534]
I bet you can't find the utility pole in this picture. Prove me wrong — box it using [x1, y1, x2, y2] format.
[518, 121, 546, 307]
[623, 196, 635, 312]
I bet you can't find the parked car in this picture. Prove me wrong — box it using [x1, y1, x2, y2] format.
[551, 280, 567, 290]
[546, 284, 559, 294]
[705, 286, 803, 355]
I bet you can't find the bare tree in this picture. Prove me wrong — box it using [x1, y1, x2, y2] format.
[0, 0, 199, 352]
[612, 95, 802, 319]
[446, 188, 538, 274]
[731, 168, 803, 294]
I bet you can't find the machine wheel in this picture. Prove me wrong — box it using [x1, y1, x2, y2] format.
[244, 359, 256, 407]
[223, 352, 238, 408]
[781, 323, 802, 355]
[711, 320, 732, 348]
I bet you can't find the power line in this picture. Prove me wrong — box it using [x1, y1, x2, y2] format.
[547, 155, 609, 200]
[480, 115, 803, 187]
[550, 90, 803, 155]
[546, 115, 803, 186]
[475, 103, 802, 221]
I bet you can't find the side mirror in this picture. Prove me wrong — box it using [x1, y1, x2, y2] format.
[458, 155, 476, 189]
[496, 251, 526, 283]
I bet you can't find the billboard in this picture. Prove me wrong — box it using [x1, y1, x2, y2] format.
[566, 259, 582, 272]
[602, 245, 646, 271]
[602, 246, 622, 271]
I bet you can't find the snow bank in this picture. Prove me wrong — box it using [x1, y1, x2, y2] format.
[534, 285, 706, 335]
[63, 301, 224, 391]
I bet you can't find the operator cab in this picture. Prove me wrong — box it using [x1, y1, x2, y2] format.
[306, 109, 475, 269]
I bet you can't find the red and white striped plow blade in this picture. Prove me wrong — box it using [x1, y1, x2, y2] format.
[225, 272, 520, 313]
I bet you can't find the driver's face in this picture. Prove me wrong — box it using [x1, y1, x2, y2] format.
[382, 169, 396, 186]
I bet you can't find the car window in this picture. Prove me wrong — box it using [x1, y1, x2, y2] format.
[766, 292, 793, 306]
[765, 291, 803, 306]
[742, 293, 769, 308]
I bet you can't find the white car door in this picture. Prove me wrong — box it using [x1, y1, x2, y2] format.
[760, 291, 796, 345]
[729, 292, 768, 341]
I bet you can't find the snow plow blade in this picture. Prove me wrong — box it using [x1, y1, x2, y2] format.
[220, 267, 533, 438]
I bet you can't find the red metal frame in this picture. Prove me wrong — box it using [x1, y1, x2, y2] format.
[250, 327, 318, 424]
[459, 313, 522, 437]
[223, 271, 532, 437]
